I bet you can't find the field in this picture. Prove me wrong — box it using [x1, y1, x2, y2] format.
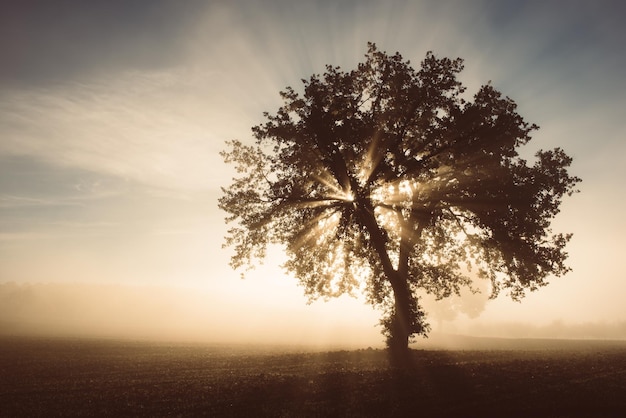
[1, 336, 625, 417]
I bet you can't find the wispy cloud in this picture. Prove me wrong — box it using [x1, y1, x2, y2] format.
[0, 69, 248, 191]
[6, 0, 620, 194]
[0, 195, 77, 209]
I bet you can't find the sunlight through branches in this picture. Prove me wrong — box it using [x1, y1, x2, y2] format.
[220, 43, 580, 352]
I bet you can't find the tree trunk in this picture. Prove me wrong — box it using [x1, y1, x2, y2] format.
[387, 276, 412, 364]
[353, 197, 417, 364]
[387, 199, 432, 362]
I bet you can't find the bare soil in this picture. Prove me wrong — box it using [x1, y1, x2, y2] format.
[1, 336, 625, 417]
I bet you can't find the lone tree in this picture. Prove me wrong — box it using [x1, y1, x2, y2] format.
[219, 44, 580, 356]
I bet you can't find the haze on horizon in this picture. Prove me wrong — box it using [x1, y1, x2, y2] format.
[1, 0, 625, 347]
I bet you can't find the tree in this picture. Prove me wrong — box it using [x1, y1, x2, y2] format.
[218, 43, 580, 357]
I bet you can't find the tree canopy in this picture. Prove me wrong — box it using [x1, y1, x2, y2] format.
[219, 43, 580, 352]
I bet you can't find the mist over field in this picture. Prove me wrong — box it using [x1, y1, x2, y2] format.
[0, 281, 380, 347]
[2, 282, 624, 348]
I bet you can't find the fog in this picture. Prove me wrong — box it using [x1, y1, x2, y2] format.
[0, 282, 382, 348]
[2, 282, 624, 349]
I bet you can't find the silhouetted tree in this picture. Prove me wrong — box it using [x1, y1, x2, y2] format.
[219, 43, 580, 358]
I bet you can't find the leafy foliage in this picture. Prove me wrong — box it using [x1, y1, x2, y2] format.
[219, 43, 580, 347]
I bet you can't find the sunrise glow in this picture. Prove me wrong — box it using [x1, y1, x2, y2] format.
[1, 1, 625, 346]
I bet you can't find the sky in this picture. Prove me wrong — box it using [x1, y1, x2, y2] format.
[1, 0, 625, 346]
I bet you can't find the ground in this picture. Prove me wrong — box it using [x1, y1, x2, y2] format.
[1, 336, 625, 417]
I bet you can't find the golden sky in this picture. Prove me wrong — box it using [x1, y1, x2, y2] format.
[1, 0, 625, 345]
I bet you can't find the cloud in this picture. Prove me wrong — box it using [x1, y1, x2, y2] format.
[5, 0, 621, 194]
[0, 69, 247, 191]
